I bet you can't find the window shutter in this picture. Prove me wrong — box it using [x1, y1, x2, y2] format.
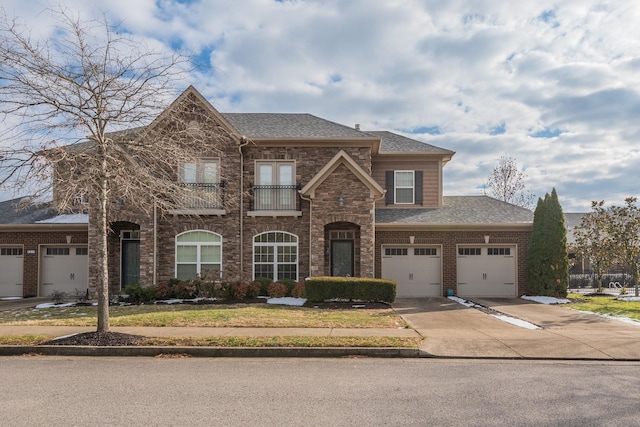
[385, 171, 394, 205]
[414, 171, 423, 205]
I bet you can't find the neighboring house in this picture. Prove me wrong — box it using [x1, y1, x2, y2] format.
[0, 86, 534, 299]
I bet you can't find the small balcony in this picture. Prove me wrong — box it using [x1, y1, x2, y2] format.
[169, 182, 226, 215]
[249, 184, 302, 216]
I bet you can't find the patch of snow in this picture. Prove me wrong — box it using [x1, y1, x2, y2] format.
[522, 295, 571, 304]
[0, 297, 23, 301]
[491, 314, 541, 330]
[51, 333, 80, 341]
[572, 309, 640, 326]
[618, 296, 640, 302]
[155, 299, 183, 305]
[267, 297, 307, 306]
[35, 302, 76, 309]
[449, 296, 541, 330]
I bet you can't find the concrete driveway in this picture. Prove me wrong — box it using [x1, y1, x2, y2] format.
[393, 297, 640, 360]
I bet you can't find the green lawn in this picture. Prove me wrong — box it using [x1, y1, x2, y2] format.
[0, 303, 407, 329]
[567, 293, 640, 321]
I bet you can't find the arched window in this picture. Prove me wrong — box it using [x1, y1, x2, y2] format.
[253, 231, 298, 281]
[175, 230, 222, 280]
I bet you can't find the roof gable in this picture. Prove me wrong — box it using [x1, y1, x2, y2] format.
[301, 150, 384, 199]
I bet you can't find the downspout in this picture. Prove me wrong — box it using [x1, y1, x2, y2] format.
[372, 190, 387, 278]
[299, 193, 313, 278]
[153, 199, 157, 286]
[238, 136, 249, 281]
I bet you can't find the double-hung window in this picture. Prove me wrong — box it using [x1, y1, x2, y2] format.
[394, 171, 415, 204]
[254, 161, 296, 210]
[385, 170, 423, 205]
[180, 159, 221, 209]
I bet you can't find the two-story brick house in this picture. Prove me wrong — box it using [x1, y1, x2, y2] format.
[0, 86, 534, 299]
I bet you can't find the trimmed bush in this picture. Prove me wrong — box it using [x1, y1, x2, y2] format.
[267, 282, 287, 298]
[254, 277, 273, 296]
[276, 278, 296, 296]
[230, 282, 249, 300]
[291, 281, 305, 298]
[304, 277, 396, 303]
[122, 284, 156, 304]
[246, 281, 262, 299]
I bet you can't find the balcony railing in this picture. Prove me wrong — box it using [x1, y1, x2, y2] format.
[180, 182, 224, 209]
[250, 184, 300, 211]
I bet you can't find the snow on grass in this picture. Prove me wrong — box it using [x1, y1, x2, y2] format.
[618, 296, 640, 302]
[521, 295, 571, 304]
[35, 302, 76, 309]
[266, 297, 307, 306]
[0, 297, 23, 301]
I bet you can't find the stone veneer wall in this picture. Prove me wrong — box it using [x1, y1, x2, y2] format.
[375, 229, 532, 296]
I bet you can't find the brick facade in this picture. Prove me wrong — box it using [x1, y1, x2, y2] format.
[375, 229, 532, 296]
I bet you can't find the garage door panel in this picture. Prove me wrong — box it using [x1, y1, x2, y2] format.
[0, 247, 23, 297]
[41, 246, 88, 296]
[382, 246, 441, 297]
[457, 246, 516, 298]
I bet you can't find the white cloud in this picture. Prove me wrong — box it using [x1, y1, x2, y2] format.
[2, 0, 639, 211]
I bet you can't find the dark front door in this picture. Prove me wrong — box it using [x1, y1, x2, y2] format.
[331, 240, 354, 277]
[121, 240, 140, 288]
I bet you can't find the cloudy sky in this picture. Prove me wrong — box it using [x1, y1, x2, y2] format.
[2, 0, 639, 211]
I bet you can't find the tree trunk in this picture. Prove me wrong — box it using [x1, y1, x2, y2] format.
[96, 158, 110, 332]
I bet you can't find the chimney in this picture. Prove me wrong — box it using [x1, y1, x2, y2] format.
[355, 124, 360, 131]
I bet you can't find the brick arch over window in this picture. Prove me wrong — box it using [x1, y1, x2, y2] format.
[253, 231, 298, 281]
[175, 230, 222, 280]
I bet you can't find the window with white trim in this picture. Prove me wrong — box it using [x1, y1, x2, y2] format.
[395, 171, 415, 204]
[175, 230, 222, 280]
[253, 231, 298, 281]
[254, 161, 296, 210]
[179, 158, 221, 209]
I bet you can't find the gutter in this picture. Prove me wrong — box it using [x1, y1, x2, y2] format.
[238, 136, 250, 281]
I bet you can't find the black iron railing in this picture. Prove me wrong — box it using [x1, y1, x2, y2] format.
[180, 182, 224, 209]
[250, 184, 300, 211]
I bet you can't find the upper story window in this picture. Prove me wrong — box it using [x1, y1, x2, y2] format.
[252, 161, 298, 211]
[394, 171, 414, 204]
[385, 170, 423, 206]
[179, 159, 223, 210]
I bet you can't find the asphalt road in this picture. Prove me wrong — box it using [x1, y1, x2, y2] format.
[1, 357, 639, 426]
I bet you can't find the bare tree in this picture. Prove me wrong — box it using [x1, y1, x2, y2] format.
[485, 155, 535, 209]
[0, 7, 232, 331]
[573, 201, 614, 291]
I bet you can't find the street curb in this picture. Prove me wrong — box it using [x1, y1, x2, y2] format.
[0, 345, 425, 358]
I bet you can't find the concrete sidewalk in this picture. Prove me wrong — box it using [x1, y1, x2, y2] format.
[393, 297, 640, 360]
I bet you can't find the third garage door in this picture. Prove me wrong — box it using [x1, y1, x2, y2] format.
[457, 245, 516, 297]
[382, 246, 441, 297]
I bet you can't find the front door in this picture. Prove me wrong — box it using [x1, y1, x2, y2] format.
[121, 240, 140, 288]
[331, 240, 354, 277]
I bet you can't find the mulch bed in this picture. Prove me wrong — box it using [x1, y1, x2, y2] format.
[41, 332, 145, 346]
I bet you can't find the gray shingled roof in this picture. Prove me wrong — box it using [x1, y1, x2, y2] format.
[222, 113, 370, 139]
[367, 131, 453, 154]
[376, 196, 534, 225]
[0, 197, 57, 224]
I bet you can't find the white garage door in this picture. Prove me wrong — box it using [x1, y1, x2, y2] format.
[0, 247, 24, 297]
[457, 246, 516, 297]
[382, 246, 441, 297]
[40, 246, 89, 296]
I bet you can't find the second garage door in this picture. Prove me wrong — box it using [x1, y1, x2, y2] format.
[382, 246, 441, 297]
[40, 246, 89, 297]
[457, 245, 516, 297]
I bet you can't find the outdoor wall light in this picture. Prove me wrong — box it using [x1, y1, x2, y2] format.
[338, 195, 345, 206]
